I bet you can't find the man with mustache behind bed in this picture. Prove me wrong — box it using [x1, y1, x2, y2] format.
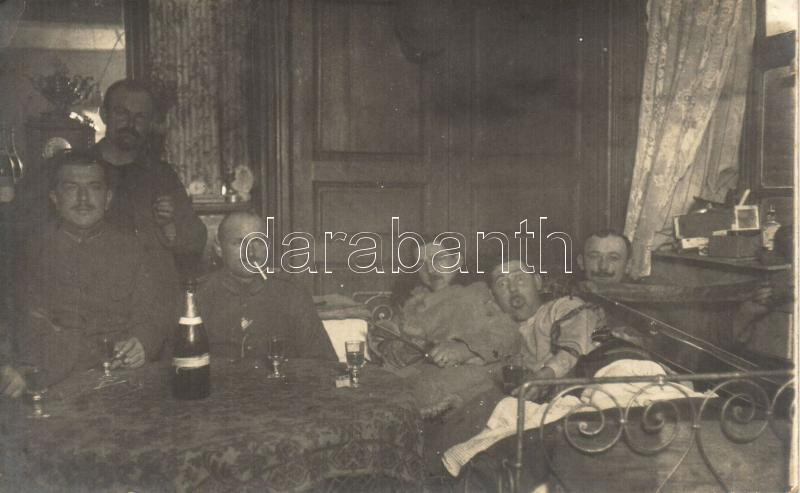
[577, 229, 632, 284]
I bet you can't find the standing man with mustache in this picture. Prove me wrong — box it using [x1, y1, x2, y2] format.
[94, 79, 207, 290]
[12, 79, 207, 277]
[7, 80, 204, 367]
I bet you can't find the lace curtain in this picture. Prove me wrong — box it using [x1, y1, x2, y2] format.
[148, 0, 254, 195]
[624, 0, 755, 278]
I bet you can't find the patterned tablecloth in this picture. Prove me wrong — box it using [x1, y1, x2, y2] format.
[1, 359, 424, 492]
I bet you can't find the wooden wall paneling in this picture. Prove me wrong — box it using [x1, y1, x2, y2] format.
[314, 181, 427, 294]
[288, 0, 450, 295]
[572, 0, 610, 243]
[259, 0, 637, 293]
[447, 0, 582, 273]
[314, 1, 424, 159]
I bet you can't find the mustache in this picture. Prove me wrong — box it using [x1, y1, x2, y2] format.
[590, 271, 615, 278]
[71, 205, 96, 211]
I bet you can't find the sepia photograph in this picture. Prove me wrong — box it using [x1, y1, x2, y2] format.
[0, 0, 798, 491]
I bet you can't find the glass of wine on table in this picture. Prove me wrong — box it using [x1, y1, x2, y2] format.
[266, 336, 286, 380]
[94, 336, 128, 390]
[345, 340, 366, 388]
[19, 365, 50, 419]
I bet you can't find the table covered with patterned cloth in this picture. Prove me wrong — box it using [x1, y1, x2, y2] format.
[0, 359, 424, 492]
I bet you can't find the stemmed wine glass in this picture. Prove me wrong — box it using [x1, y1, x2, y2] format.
[239, 319, 263, 368]
[97, 336, 120, 387]
[241, 335, 263, 369]
[345, 340, 366, 388]
[266, 336, 286, 379]
[20, 365, 50, 419]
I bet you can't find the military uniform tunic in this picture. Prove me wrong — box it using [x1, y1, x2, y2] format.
[16, 221, 170, 384]
[195, 269, 337, 362]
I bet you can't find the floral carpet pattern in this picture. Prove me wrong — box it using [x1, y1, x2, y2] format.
[1, 360, 423, 492]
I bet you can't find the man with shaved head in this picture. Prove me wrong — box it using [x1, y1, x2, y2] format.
[195, 212, 336, 361]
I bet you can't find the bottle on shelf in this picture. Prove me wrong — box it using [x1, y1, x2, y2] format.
[172, 281, 210, 400]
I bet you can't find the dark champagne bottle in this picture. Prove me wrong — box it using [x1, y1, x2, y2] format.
[172, 282, 210, 400]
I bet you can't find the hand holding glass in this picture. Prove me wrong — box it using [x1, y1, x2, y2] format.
[102, 337, 117, 377]
[345, 340, 366, 388]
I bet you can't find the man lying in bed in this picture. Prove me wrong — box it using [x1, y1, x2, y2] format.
[491, 259, 607, 401]
[421, 256, 608, 480]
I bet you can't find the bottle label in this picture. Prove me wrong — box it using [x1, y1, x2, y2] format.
[179, 316, 203, 325]
[173, 353, 210, 372]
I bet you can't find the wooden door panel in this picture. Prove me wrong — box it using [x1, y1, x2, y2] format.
[290, 0, 449, 295]
[449, 0, 581, 274]
[315, 0, 424, 158]
[284, 0, 601, 293]
[469, 179, 577, 272]
[317, 182, 426, 233]
[470, 0, 571, 158]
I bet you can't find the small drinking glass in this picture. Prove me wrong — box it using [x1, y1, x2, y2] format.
[502, 353, 525, 395]
[241, 333, 264, 369]
[97, 336, 121, 386]
[345, 340, 366, 388]
[21, 365, 50, 419]
[103, 337, 116, 374]
[266, 336, 286, 379]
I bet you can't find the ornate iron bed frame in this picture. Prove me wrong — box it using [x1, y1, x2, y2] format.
[487, 368, 796, 493]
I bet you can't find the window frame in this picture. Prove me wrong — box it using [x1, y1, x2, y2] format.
[743, 0, 796, 211]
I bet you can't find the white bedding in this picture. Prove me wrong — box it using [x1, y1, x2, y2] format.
[442, 359, 709, 476]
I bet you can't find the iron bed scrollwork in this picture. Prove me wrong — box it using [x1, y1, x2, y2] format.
[489, 368, 795, 493]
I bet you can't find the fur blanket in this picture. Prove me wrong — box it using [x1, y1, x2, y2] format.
[369, 282, 518, 418]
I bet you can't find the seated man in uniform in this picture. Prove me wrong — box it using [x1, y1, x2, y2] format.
[196, 212, 337, 362]
[16, 151, 169, 385]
